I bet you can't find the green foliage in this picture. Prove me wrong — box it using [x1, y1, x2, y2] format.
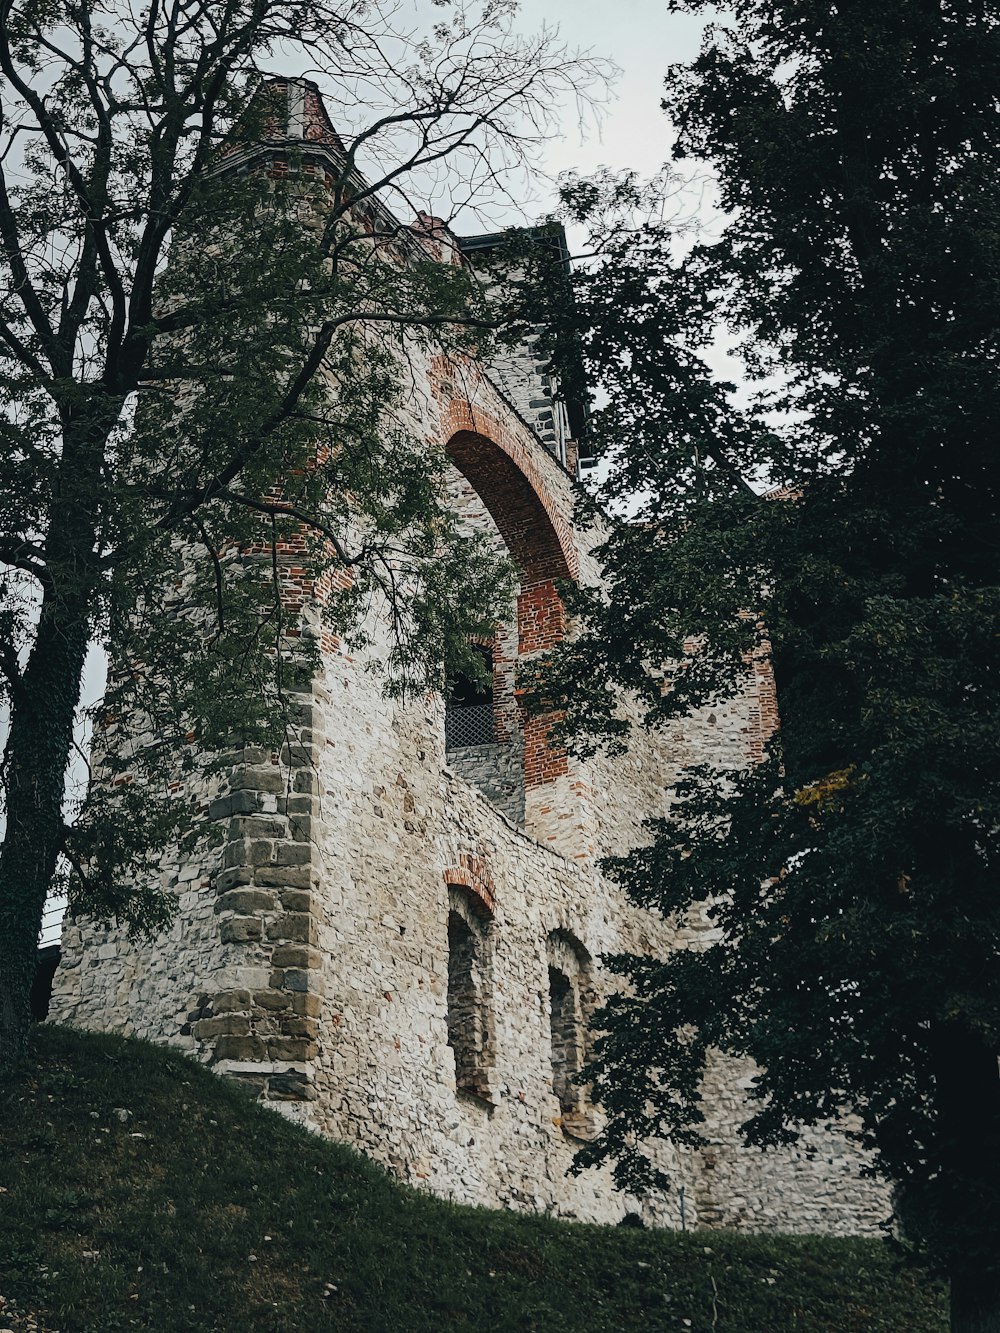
[524, 0, 1000, 1314]
[0, 1026, 947, 1331]
[0, 0, 592, 1050]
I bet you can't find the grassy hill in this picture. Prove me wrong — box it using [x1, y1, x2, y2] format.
[0, 1026, 945, 1332]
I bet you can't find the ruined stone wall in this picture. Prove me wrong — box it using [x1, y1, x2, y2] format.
[460, 240, 576, 471]
[50, 760, 228, 1047]
[48, 731, 326, 1102]
[694, 1055, 885, 1235]
[473, 330, 573, 468]
[304, 648, 685, 1224]
[445, 740, 525, 826]
[49, 98, 889, 1233]
[50, 335, 888, 1232]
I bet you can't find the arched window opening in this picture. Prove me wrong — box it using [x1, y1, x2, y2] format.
[443, 423, 580, 823]
[441, 464, 525, 824]
[446, 886, 495, 1101]
[445, 645, 494, 749]
[546, 930, 595, 1136]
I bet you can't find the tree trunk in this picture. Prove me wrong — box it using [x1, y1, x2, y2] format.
[0, 413, 104, 1076]
[931, 1024, 1000, 1333]
[952, 1271, 1000, 1333]
[0, 591, 92, 1074]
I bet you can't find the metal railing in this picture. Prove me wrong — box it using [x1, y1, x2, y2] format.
[445, 702, 495, 749]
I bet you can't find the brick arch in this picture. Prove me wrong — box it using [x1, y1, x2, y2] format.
[443, 855, 495, 919]
[439, 397, 579, 583]
[446, 426, 570, 661]
[442, 409, 577, 789]
[446, 429, 577, 587]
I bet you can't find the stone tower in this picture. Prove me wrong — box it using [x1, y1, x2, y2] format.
[50, 79, 887, 1232]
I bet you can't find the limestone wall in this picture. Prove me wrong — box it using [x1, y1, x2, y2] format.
[50, 760, 230, 1047]
[694, 1053, 887, 1235]
[461, 239, 576, 471]
[474, 330, 573, 469]
[302, 644, 679, 1223]
[445, 740, 525, 826]
[49, 130, 889, 1234]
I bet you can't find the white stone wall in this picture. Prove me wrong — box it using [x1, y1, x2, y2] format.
[445, 740, 525, 825]
[462, 245, 575, 470]
[305, 645, 681, 1223]
[49, 202, 889, 1236]
[477, 330, 573, 468]
[49, 761, 231, 1046]
[695, 1052, 886, 1235]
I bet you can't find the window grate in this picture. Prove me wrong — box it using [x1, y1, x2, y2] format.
[445, 702, 495, 749]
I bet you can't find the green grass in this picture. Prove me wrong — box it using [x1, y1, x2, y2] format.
[0, 1026, 945, 1333]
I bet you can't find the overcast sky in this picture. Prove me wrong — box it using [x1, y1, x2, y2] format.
[530, 2, 710, 188]
[517, 4, 742, 389]
[412, 1, 716, 233]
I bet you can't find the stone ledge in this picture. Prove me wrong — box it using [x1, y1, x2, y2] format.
[213, 1059, 314, 1077]
[230, 766, 286, 794]
[209, 790, 266, 821]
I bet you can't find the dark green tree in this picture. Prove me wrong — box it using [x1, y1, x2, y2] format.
[0, 0, 602, 1073]
[530, 4, 1000, 1329]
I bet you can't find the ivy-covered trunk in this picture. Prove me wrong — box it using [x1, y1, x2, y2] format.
[0, 417, 101, 1075]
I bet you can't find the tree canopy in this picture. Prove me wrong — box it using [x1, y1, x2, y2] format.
[530, 3, 1000, 1328]
[0, 0, 602, 1070]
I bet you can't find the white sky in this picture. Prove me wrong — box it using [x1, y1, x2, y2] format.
[522, 3, 740, 384]
[409, 1, 716, 234]
[518, 3, 743, 394]
[530, 2, 710, 190]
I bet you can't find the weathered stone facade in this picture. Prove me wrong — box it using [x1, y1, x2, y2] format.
[49, 79, 889, 1234]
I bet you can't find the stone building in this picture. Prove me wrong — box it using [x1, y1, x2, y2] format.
[49, 79, 888, 1233]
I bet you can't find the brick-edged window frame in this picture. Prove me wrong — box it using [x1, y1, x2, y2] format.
[545, 929, 596, 1138]
[445, 879, 496, 1103]
[442, 855, 496, 918]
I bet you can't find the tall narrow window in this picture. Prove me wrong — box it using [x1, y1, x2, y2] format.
[548, 965, 580, 1114]
[446, 885, 494, 1100]
[546, 930, 594, 1134]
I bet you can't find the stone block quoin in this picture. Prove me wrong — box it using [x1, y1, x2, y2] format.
[194, 737, 323, 1104]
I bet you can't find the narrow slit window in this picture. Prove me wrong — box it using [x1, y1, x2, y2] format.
[546, 930, 593, 1127]
[446, 890, 494, 1100]
[447, 911, 481, 1090]
[548, 965, 581, 1114]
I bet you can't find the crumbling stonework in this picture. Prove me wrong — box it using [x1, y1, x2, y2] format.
[49, 78, 889, 1235]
